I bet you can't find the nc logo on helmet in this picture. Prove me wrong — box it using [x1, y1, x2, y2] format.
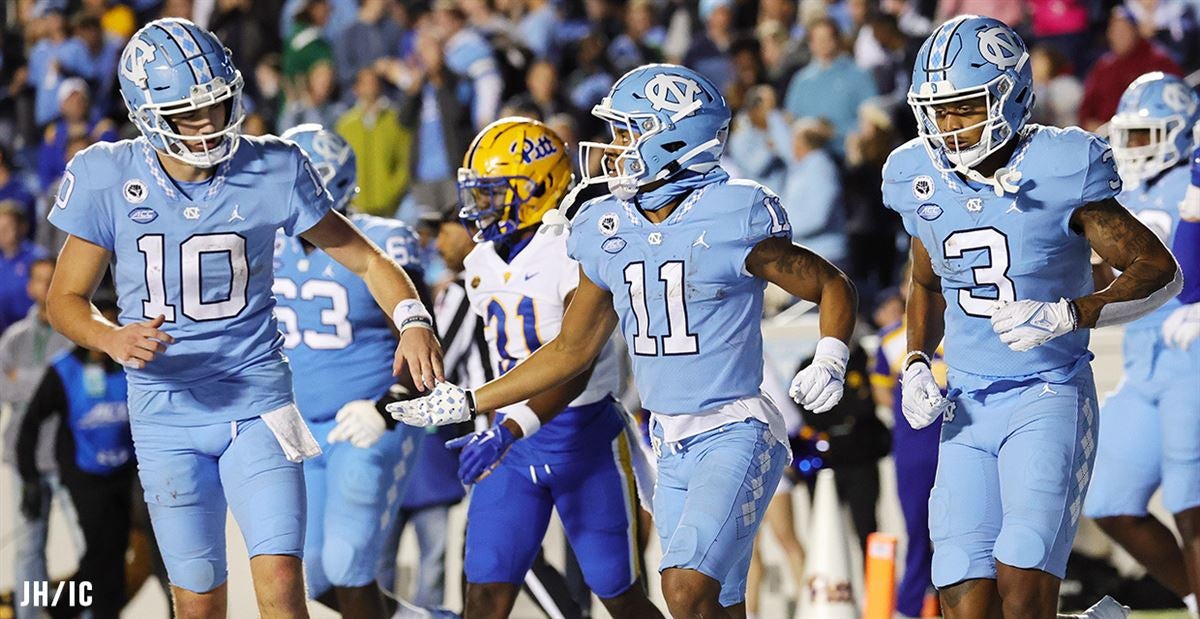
[1162, 82, 1196, 114]
[310, 132, 351, 166]
[644, 74, 702, 115]
[977, 27, 1023, 71]
[121, 38, 157, 88]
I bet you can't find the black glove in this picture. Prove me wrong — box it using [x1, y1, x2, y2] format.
[20, 480, 46, 520]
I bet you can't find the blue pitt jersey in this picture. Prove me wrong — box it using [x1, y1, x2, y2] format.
[47, 136, 333, 390]
[567, 173, 792, 414]
[1119, 164, 1190, 331]
[273, 214, 421, 422]
[883, 125, 1122, 379]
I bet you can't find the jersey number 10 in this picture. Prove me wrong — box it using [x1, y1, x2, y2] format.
[137, 233, 248, 322]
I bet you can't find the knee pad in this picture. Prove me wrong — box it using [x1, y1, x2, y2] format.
[334, 463, 386, 506]
[662, 525, 701, 570]
[170, 557, 224, 594]
[994, 523, 1050, 571]
[323, 538, 375, 588]
[930, 543, 973, 588]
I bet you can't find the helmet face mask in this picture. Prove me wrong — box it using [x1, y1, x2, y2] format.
[1109, 72, 1200, 187]
[119, 18, 246, 169]
[457, 170, 540, 240]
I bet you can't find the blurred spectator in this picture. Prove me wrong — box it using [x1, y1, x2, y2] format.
[280, 0, 356, 43]
[757, 19, 806, 94]
[0, 147, 36, 239]
[35, 136, 91, 255]
[26, 5, 90, 127]
[37, 78, 116, 192]
[783, 17, 877, 156]
[69, 13, 121, 118]
[843, 103, 902, 308]
[854, 13, 913, 111]
[211, 0, 281, 102]
[725, 37, 766, 112]
[881, 0, 932, 38]
[564, 33, 617, 138]
[334, 0, 404, 92]
[770, 115, 848, 267]
[279, 51, 342, 129]
[254, 53, 285, 130]
[0, 203, 48, 335]
[684, 0, 736, 93]
[460, 0, 512, 36]
[18, 300, 132, 619]
[727, 84, 786, 193]
[936, 0, 1023, 28]
[1078, 7, 1181, 132]
[282, 0, 335, 101]
[1, 256, 73, 619]
[395, 32, 473, 215]
[871, 279, 946, 619]
[1027, 0, 1090, 76]
[335, 67, 412, 217]
[1030, 44, 1083, 128]
[80, 0, 137, 41]
[607, 0, 665, 74]
[515, 0, 561, 59]
[1123, 0, 1199, 68]
[503, 60, 569, 121]
[433, 2, 503, 130]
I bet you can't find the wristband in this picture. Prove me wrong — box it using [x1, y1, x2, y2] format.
[813, 336, 850, 369]
[393, 299, 433, 334]
[902, 350, 932, 371]
[500, 403, 540, 438]
[1066, 298, 1080, 332]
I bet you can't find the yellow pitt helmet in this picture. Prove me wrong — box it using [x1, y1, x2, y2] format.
[457, 117, 572, 242]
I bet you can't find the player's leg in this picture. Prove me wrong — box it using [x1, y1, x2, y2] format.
[929, 392, 1003, 619]
[763, 480, 806, 598]
[1084, 378, 1189, 594]
[550, 432, 662, 619]
[745, 534, 766, 617]
[463, 458, 555, 619]
[301, 420, 333, 602]
[323, 427, 419, 618]
[128, 407, 231, 619]
[1159, 347, 1200, 604]
[657, 420, 788, 618]
[218, 416, 308, 619]
[993, 371, 1099, 618]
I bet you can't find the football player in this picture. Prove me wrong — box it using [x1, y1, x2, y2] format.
[442, 117, 661, 619]
[44, 19, 441, 618]
[886, 16, 1180, 618]
[274, 124, 433, 618]
[391, 65, 859, 618]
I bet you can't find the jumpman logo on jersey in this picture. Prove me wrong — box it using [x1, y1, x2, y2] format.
[322, 265, 334, 278]
[229, 204, 245, 223]
[693, 232, 710, 249]
[1038, 383, 1058, 397]
[1006, 201, 1023, 214]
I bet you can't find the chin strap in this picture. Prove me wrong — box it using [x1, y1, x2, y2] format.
[962, 166, 1023, 197]
[538, 182, 588, 237]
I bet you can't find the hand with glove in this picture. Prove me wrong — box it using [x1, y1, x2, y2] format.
[1163, 303, 1200, 350]
[388, 382, 476, 427]
[327, 400, 387, 449]
[790, 337, 849, 414]
[901, 354, 958, 430]
[990, 298, 1078, 352]
[444, 422, 517, 484]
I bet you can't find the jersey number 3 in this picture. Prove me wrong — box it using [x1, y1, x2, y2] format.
[624, 261, 699, 356]
[943, 228, 1016, 318]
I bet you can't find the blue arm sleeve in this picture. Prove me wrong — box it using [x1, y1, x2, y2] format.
[1175, 219, 1200, 303]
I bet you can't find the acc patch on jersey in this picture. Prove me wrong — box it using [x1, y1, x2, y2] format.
[602, 237, 627, 254]
[917, 203, 943, 221]
[598, 212, 620, 237]
[913, 175, 935, 201]
[123, 179, 148, 204]
[129, 207, 158, 224]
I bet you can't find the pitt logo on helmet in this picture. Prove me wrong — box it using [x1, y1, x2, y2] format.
[458, 117, 572, 243]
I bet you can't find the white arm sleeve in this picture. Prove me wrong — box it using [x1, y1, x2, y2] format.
[1094, 262, 1184, 328]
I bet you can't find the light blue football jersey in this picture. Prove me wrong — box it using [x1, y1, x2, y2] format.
[883, 125, 1122, 379]
[1117, 164, 1190, 332]
[273, 214, 422, 422]
[566, 170, 792, 414]
[48, 136, 333, 391]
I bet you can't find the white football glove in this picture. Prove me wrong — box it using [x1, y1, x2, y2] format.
[1163, 303, 1200, 350]
[990, 298, 1077, 352]
[326, 400, 386, 449]
[901, 361, 956, 430]
[387, 382, 475, 427]
[789, 338, 849, 414]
